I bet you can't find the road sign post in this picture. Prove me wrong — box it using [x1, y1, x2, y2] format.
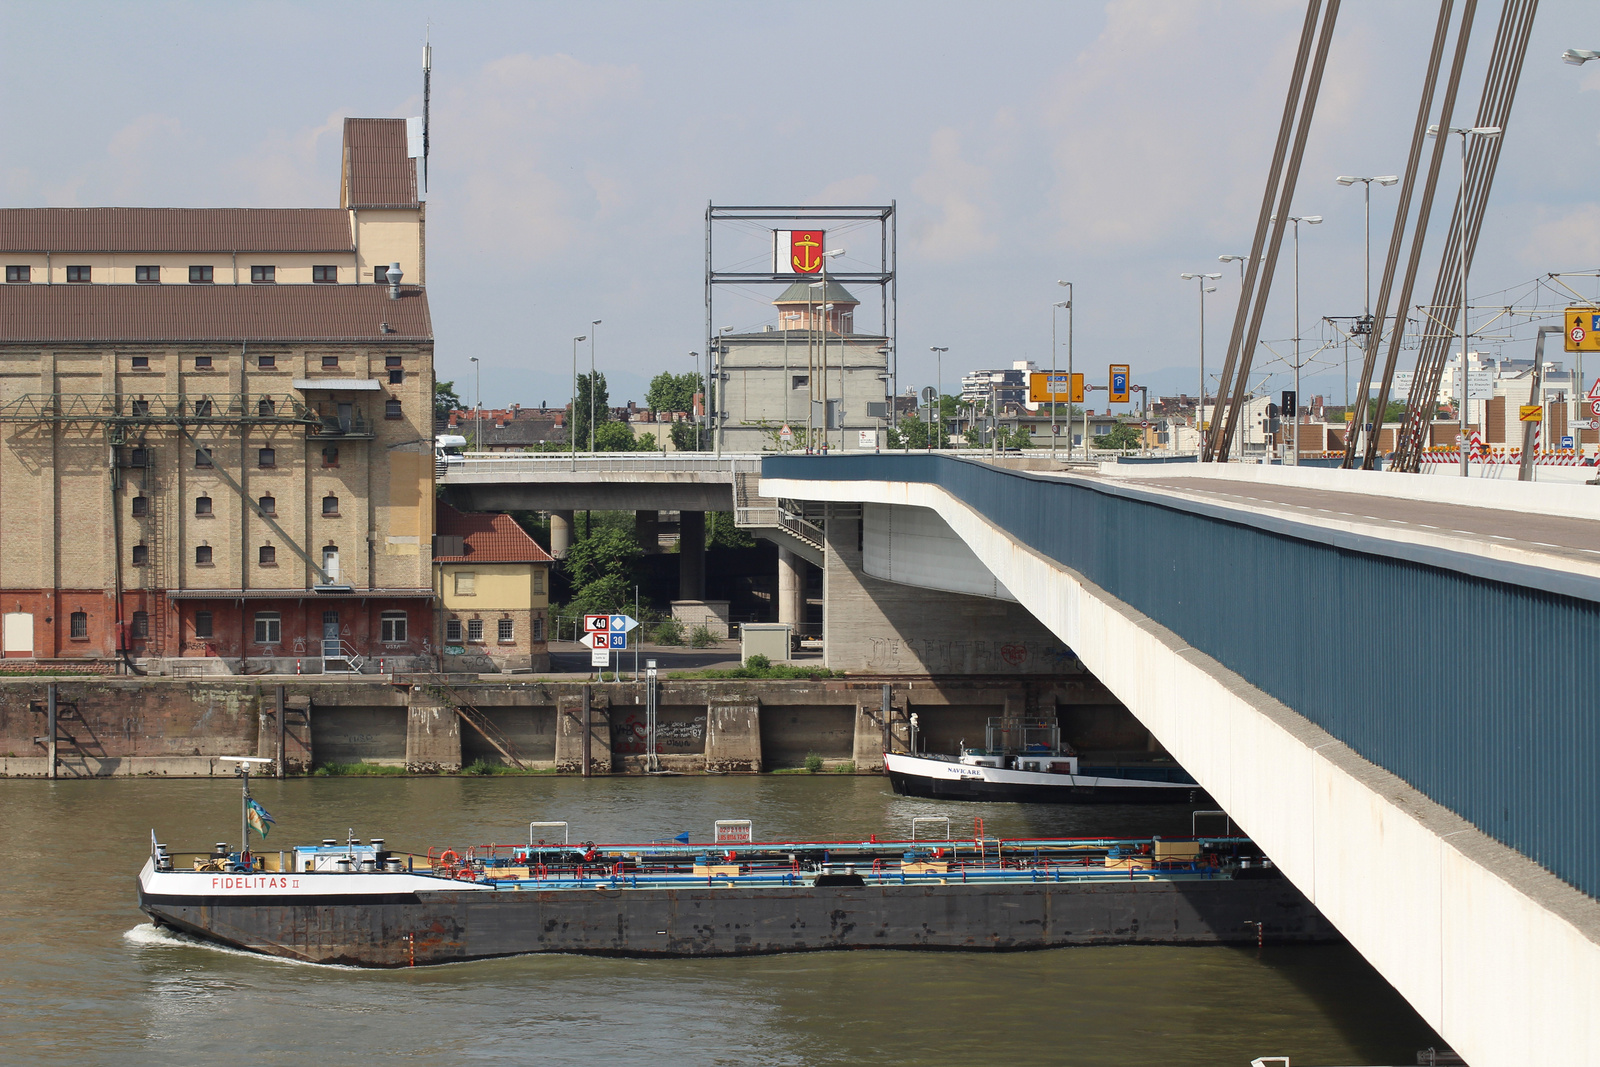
[1109, 365, 1130, 404]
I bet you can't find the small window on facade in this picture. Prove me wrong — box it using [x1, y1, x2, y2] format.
[131, 495, 148, 517]
[254, 611, 281, 644]
[380, 611, 408, 643]
[195, 448, 213, 468]
[128, 447, 148, 467]
[533, 570, 544, 594]
[257, 398, 275, 417]
[189, 265, 213, 284]
[385, 356, 403, 368]
[195, 545, 213, 565]
[70, 611, 88, 638]
[385, 399, 402, 419]
[454, 572, 475, 596]
[257, 495, 276, 516]
[135, 265, 160, 283]
[131, 356, 149, 370]
[130, 399, 150, 417]
[792, 375, 809, 390]
[132, 611, 149, 638]
[532, 617, 544, 642]
[446, 619, 463, 643]
[257, 447, 275, 468]
[467, 619, 484, 643]
[389, 369, 404, 384]
[497, 618, 514, 643]
[194, 611, 213, 638]
[6, 265, 30, 283]
[321, 494, 339, 517]
[132, 544, 148, 566]
[322, 446, 339, 467]
[257, 354, 276, 369]
[195, 495, 212, 516]
[375, 266, 391, 284]
[258, 545, 276, 566]
[250, 265, 275, 284]
[66, 265, 90, 283]
[321, 355, 339, 369]
[195, 355, 213, 370]
[312, 265, 337, 283]
[193, 399, 212, 417]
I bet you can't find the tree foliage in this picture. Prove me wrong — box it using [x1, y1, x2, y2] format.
[593, 420, 637, 452]
[434, 380, 463, 424]
[562, 517, 641, 616]
[706, 511, 755, 548]
[647, 371, 703, 415]
[571, 372, 611, 451]
[669, 421, 705, 452]
[1099, 423, 1142, 450]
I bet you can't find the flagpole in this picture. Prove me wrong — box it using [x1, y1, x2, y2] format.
[241, 762, 251, 870]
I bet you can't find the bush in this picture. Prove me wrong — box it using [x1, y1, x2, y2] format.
[832, 761, 856, 774]
[652, 618, 684, 645]
[311, 761, 406, 777]
[803, 752, 823, 774]
[689, 625, 716, 648]
[744, 654, 771, 671]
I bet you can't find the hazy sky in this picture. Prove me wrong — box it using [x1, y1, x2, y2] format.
[4, 1, 1599, 413]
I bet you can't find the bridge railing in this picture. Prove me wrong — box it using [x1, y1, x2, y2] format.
[445, 452, 764, 477]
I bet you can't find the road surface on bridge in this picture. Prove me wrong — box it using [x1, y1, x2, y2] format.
[1127, 476, 1600, 572]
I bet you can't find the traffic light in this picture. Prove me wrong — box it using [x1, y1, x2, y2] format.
[1281, 390, 1296, 419]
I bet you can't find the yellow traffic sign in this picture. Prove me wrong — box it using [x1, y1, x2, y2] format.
[1028, 372, 1083, 403]
[1519, 405, 1543, 423]
[1565, 308, 1600, 352]
[1109, 364, 1130, 404]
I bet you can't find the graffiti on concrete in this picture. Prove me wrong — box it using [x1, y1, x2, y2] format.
[612, 712, 707, 754]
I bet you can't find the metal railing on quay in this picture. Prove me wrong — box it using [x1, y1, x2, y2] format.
[448, 452, 764, 476]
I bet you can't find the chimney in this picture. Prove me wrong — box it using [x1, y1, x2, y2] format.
[386, 262, 403, 300]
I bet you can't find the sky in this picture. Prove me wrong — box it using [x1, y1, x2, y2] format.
[4, 0, 1600, 415]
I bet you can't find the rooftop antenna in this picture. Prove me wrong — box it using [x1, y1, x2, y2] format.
[422, 27, 431, 194]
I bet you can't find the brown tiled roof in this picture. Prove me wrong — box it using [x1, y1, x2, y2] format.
[343, 119, 420, 209]
[434, 504, 553, 563]
[0, 283, 431, 343]
[0, 208, 353, 253]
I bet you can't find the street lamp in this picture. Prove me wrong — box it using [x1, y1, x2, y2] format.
[818, 250, 844, 450]
[1428, 123, 1502, 477]
[469, 356, 481, 453]
[1561, 48, 1600, 64]
[1180, 273, 1221, 449]
[570, 335, 586, 469]
[929, 346, 948, 449]
[1284, 215, 1322, 465]
[1334, 175, 1398, 331]
[1053, 280, 1073, 459]
[589, 320, 601, 452]
[1218, 254, 1248, 286]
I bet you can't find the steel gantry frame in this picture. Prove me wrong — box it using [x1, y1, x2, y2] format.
[705, 203, 896, 456]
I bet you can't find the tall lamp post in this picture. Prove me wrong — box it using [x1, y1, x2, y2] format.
[688, 350, 701, 449]
[1334, 175, 1398, 334]
[929, 346, 947, 448]
[1285, 215, 1322, 465]
[1428, 124, 1501, 477]
[1052, 279, 1072, 459]
[570, 334, 586, 470]
[1179, 273, 1221, 451]
[469, 356, 481, 453]
[1563, 50, 1599, 426]
[588, 320, 601, 452]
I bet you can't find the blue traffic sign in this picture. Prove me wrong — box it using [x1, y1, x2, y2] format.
[608, 632, 627, 649]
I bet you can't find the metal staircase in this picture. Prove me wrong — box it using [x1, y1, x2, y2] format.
[732, 468, 825, 565]
[321, 639, 367, 674]
[431, 682, 527, 769]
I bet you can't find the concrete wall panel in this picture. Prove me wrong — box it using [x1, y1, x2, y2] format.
[311, 705, 406, 765]
[462, 707, 556, 765]
[758, 705, 853, 766]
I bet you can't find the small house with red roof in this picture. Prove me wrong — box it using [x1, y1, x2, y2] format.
[433, 503, 552, 672]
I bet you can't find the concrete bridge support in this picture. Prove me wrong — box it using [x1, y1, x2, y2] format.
[555, 689, 611, 775]
[704, 702, 760, 772]
[635, 509, 660, 551]
[405, 690, 461, 773]
[678, 511, 705, 600]
[777, 546, 805, 631]
[549, 510, 574, 559]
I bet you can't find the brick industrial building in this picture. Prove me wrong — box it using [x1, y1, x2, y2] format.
[0, 118, 438, 673]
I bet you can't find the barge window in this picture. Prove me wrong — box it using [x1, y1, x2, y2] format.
[253, 611, 280, 644]
[380, 611, 407, 643]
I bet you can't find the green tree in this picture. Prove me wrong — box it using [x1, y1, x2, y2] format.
[563, 520, 641, 616]
[647, 371, 703, 415]
[670, 421, 704, 452]
[706, 511, 755, 548]
[887, 415, 933, 450]
[434, 380, 463, 424]
[571, 372, 611, 451]
[593, 420, 637, 452]
[1100, 423, 1141, 450]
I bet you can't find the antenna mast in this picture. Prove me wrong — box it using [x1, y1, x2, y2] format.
[422, 30, 432, 194]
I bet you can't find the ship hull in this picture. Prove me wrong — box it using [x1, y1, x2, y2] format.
[885, 752, 1210, 805]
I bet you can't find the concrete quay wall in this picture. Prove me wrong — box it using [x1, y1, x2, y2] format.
[0, 675, 1145, 777]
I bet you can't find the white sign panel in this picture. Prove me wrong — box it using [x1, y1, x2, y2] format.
[1454, 369, 1493, 401]
[858, 429, 876, 448]
[590, 647, 610, 667]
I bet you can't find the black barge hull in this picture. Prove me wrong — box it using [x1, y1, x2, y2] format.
[887, 769, 1211, 805]
[139, 876, 1333, 967]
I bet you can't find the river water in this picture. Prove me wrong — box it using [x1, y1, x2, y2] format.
[0, 776, 1441, 1066]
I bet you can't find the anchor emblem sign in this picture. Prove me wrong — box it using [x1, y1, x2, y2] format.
[790, 230, 824, 273]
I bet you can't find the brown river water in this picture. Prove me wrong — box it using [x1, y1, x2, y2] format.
[0, 775, 1441, 1066]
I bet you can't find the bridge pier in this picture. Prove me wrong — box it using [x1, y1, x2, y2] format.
[678, 511, 705, 600]
[549, 510, 574, 559]
[777, 546, 804, 632]
[634, 509, 660, 551]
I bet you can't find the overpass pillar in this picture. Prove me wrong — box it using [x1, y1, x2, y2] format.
[679, 511, 705, 600]
[778, 547, 804, 630]
[635, 510, 660, 551]
[549, 510, 574, 559]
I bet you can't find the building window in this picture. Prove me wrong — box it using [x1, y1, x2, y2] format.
[380, 611, 407, 643]
[132, 544, 148, 566]
[70, 611, 88, 639]
[792, 375, 808, 389]
[385, 356, 403, 368]
[312, 265, 338, 283]
[195, 448, 212, 468]
[259, 545, 276, 566]
[195, 355, 213, 370]
[131, 356, 149, 370]
[257, 354, 276, 369]
[194, 611, 213, 638]
[66, 265, 90, 283]
[189, 265, 213, 284]
[389, 369, 404, 384]
[195, 495, 212, 516]
[454, 572, 475, 596]
[131, 495, 147, 517]
[195, 545, 213, 565]
[257, 494, 275, 516]
[254, 611, 280, 644]
[6, 265, 30, 283]
[534, 570, 545, 594]
[446, 619, 463, 644]
[130, 399, 150, 417]
[497, 618, 514, 643]
[319, 355, 338, 370]
[135, 265, 160, 284]
[321, 494, 339, 517]
[132, 611, 149, 639]
[385, 356, 404, 383]
[257, 398, 275, 417]
[128, 447, 148, 467]
[385, 399, 402, 419]
[321, 446, 339, 467]
[250, 265, 275, 284]
[193, 399, 212, 417]
[532, 617, 544, 642]
[257, 447, 275, 468]
[374, 266, 391, 284]
[467, 619, 484, 643]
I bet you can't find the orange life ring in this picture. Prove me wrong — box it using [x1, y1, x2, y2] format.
[438, 849, 460, 867]
[455, 867, 477, 881]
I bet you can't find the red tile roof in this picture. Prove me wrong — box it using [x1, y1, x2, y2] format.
[434, 504, 553, 564]
[0, 283, 431, 343]
[343, 119, 420, 209]
[0, 207, 353, 253]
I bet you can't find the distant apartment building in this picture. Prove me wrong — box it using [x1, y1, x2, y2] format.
[960, 361, 1034, 406]
[0, 118, 436, 672]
